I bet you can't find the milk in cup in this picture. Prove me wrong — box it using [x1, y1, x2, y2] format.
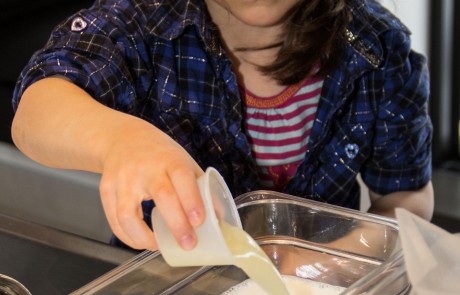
[151, 167, 289, 295]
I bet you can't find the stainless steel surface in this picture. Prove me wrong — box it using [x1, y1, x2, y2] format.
[0, 274, 31, 295]
[432, 170, 460, 223]
[0, 213, 135, 295]
[0, 142, 111, 243]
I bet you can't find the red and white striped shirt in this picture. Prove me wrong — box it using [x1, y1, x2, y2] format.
[243, 77, 323, 190]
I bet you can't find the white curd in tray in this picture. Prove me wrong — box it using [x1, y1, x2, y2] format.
[221, 275, 345, 295]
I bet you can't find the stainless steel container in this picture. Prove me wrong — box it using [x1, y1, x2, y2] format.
[72, 191, 410, 294]
[0, 274, 31, 295]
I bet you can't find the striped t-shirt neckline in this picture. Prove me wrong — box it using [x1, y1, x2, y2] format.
[243, 77, 324, 190]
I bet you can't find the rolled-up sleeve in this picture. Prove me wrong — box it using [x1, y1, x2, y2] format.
[361, 29, 433, 195]
[12, 0, 153, 113]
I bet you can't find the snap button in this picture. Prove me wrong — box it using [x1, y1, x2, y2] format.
[71, 17, 87, 32]
[344, 143, 359, 159]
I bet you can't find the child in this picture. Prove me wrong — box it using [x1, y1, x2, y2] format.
[11, 0, 433, 251]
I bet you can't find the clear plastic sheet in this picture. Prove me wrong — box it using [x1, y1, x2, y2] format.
[396, 208, 460, 295]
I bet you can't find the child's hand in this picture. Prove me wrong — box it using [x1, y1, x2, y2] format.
[99, 121, 205, 251]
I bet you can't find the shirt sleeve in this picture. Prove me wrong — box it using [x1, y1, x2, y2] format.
[12, 0, 153, 114]
[361, 29, 433, 195]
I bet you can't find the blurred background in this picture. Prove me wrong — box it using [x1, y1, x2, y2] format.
[0, 0, 459, 246]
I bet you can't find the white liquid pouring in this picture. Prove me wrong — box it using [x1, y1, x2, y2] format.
[220, 221, 289, 295]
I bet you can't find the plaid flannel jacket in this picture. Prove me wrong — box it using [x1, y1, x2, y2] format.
[13, 0, 432, 210]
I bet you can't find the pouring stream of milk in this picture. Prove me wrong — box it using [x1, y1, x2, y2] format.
[220, 221, 290, 295]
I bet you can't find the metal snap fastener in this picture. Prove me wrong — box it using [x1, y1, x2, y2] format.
[71, 17, 87, 32]
[344, 143, 359, 159]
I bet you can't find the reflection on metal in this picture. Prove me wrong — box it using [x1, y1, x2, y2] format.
[0, 274, 31, 295]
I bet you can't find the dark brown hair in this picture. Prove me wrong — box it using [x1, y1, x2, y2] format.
[261, 0, 352, 85]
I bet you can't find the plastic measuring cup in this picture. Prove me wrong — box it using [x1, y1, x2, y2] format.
[151, 167, 242, 267]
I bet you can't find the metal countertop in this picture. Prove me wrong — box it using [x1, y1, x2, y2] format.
[0, 213, 135, 295]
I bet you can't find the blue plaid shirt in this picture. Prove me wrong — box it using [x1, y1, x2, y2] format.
[13, 0, 432, 210]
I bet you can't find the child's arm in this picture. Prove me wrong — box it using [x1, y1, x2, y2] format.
[12, 76, 205, 251]
[368, 182, 434, 220]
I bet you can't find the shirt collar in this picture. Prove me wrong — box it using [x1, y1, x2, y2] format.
[345, 0, 412, 70]
[346, 0, 383, 69]
[147, 0, 222, 55]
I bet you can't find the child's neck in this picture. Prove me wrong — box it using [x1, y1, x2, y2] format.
[236, 61, 287, 98]
[205, 2, 286, 97]
[205, 0, 283, 57]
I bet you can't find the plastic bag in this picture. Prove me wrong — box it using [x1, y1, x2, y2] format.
[395, 208, 460, 295]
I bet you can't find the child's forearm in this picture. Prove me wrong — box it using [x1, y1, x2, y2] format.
[368, 182, 434, 220]
[12, 76, 206, 251]
[13, 77, 139, 172]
